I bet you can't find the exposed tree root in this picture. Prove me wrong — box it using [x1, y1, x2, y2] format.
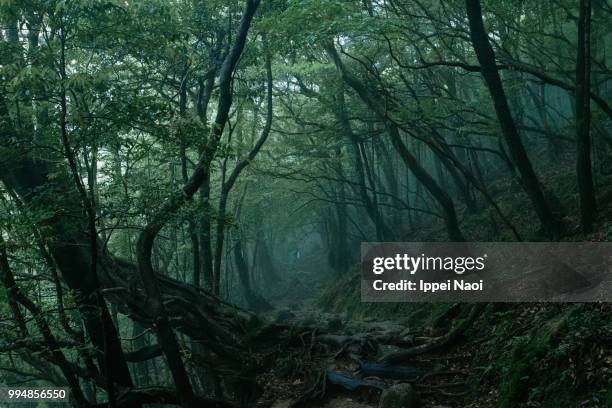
[93, 386, 233, 407]
[380, 304, 486, 364]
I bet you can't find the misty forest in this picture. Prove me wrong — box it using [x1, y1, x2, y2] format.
[0, 0, 611, 407]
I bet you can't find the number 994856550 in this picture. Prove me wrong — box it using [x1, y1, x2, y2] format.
[0, 387, 68, 402]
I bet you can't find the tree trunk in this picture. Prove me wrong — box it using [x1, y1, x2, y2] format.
[254, 229, 280, 286]
[0, 239, 88, 406]
[465, 0, 561, 238]
[213, 192, 228, 295]
[179, 72, 202, 286]
[233, 233, 272, 312]
[200, 175, 214, 289]
[326, 45, 465, 241]
[335, 90, 394, 240]
[0, 87, 135, 400]
[387, 124, 465, 241]
[576, 0, 596, 232]
[213, 43, 273, 294]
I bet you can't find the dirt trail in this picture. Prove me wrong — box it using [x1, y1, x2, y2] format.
[256, 308, 477, 408]
[253, 257, 483, 408]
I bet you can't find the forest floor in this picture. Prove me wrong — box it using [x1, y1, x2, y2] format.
[251, 153, 612, 407]
[253, 251, 610, 406]
[259, 312, 478, 408]
[254, 265, 483, 407]
[254, 301, 611, 408]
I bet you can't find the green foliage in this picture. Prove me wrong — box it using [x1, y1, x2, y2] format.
[0, 0, 610, 404]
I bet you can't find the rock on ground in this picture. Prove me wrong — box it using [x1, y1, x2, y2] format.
[378, 383, 419, 408]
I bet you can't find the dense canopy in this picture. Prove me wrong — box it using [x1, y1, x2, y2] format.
[0, 0, 610, 407]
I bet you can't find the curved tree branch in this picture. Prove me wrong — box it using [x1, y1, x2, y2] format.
[134, 1, 260, 406]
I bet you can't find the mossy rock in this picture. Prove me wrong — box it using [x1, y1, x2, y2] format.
[378, 383, 420, 408]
